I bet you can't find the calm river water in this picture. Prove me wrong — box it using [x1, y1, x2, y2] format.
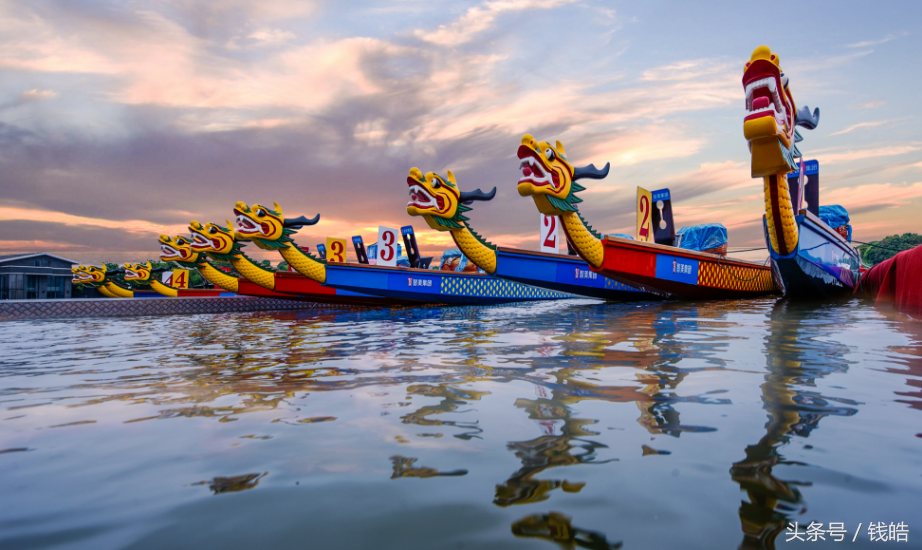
[1, 298, 920, 549]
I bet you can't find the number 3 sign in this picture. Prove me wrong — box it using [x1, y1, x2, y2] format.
[540, 214, 559, 253]
[376, 226, 398, 267]
[325, 237, 347, 263]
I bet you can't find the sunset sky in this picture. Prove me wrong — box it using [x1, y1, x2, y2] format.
[1, 0, 920, 264]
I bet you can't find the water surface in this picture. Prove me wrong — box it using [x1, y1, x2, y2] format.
[1, 299, 920, 549]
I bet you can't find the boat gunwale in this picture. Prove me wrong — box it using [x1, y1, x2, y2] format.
[601, 235, 771, 269]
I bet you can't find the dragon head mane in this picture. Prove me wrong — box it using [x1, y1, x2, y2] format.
[406, 167, 496, 231]
[159, 234, 202, 266]
[123, 261, 153, 284]
[516, 134, 610, 216]
[743, 45, 820, 177]
[189, 220, 242, 261]
[72, 264, 106, 286]
[233, 201, 319, 250]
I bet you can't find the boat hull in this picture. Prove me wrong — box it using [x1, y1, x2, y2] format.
[494, 247, 655, 301]
[274, 272, 417, 306]
[590, 236, 777, 300]
[764, 211, 861, 299]
[323, 263, 575, 305]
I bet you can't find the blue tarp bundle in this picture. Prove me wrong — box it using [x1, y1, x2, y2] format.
[436, 248, 481, 272]
[819, 205, 851, 241]
[675, 223, 728, 252]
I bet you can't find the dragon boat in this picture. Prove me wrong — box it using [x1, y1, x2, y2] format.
[185, 220, 409, 306]
[122, 260, 230, 298]
[516, 134, 777, 300]
[404, 167, 652, 301]
[742, 46, 861, 299]
[70, 264, 160, 299]
[232, 201, 575, 305]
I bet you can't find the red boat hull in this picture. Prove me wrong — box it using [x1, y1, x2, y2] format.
[591, 236, 777, 300]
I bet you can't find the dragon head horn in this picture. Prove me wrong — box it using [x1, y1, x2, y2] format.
[284, 214, 320, 229]
[556, 140, 567, 159]
[226, 220, 234, 232]
[573, 162, 610, 181]
[446, 170, 457, 186]
[459, 187, 497, 205]
[144, 260, 152, 269]
[273, 202, 284, 216]
[795, 106, 820, 130]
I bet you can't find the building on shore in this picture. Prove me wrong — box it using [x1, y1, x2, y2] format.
[0, 253, 80, 300]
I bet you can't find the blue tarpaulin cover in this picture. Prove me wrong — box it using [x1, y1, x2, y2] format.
[675, 224, 728, 252]
[436, 248, 481, 272]
[819, 205, 851, 241]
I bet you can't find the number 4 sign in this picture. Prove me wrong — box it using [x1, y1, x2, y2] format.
[376, 226, 398, 267]
[540, 214, 559, 253]
[325, 237, 347, 263]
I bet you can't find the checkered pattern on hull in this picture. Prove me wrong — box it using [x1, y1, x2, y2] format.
[440, 277, 570, 299]
[0, 297, 348, 321]
[697, 261, 776, 292]
[604, 278, 637, 292]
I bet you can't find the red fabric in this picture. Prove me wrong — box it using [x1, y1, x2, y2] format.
[860, 245, 922, 317]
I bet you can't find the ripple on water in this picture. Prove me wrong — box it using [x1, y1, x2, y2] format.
[0, 298, 920, 549]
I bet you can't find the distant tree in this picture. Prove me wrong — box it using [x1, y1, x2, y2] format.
[858, 233, 922, 266]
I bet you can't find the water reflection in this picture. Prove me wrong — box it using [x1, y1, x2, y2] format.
[3, 298, 918, 550]
[389, 456, 468, 479]
[511, 511, 623, 549]
[731, 301, 860, 550]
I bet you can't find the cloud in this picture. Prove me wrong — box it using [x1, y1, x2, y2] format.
[640, 58, 731, 82]
[815, 145, 921, 165]
[20, 89, 57, 101]
[846, 34, 899, 48]
[829, 119, 898, 136]
[412, 0, 578, 46]
[822, 181, 922, 212]
[0, 206, 187, 235]
[856, 100, 886, 109]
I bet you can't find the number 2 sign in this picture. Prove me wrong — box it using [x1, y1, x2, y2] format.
[636, 187, 653, 242]
[540, 214, 559, 253]
[325, 237, 347, 263]
[376, 226, 398, 267]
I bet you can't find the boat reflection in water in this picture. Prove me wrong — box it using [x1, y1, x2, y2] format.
[512, 511, 623, 550]
[731, 301, 859, 549]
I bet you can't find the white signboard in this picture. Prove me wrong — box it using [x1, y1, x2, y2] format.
[539, 214, 559, 253]
[376, 226, 399, 267]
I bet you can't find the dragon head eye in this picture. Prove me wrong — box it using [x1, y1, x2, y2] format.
[256, 208, 267, 218]
[780, 73, 789, 89]
[544, 148, 556, 162]
[177, 238, 186, 245]
[208, 227, 217, 235]
[432, 178, 441, 189]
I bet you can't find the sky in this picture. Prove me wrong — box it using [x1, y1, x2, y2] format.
[1, 0, 920, 264]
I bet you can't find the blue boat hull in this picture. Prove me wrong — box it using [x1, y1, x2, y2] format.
[494, 247, 655, 301]
[324, 263, 575, 305]
[764, 212, 861, 299]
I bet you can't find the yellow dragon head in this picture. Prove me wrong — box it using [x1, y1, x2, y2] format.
[233, 201, 319, 249]
[159, 234, 202, 266]
[189, 220, 239, 260]
[123, 261, 153, 284]
[406, 167, 496, 230]
[743, 45, 819, 177]
[72, 264, 106, 286]
[516, 134, 610, 216]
